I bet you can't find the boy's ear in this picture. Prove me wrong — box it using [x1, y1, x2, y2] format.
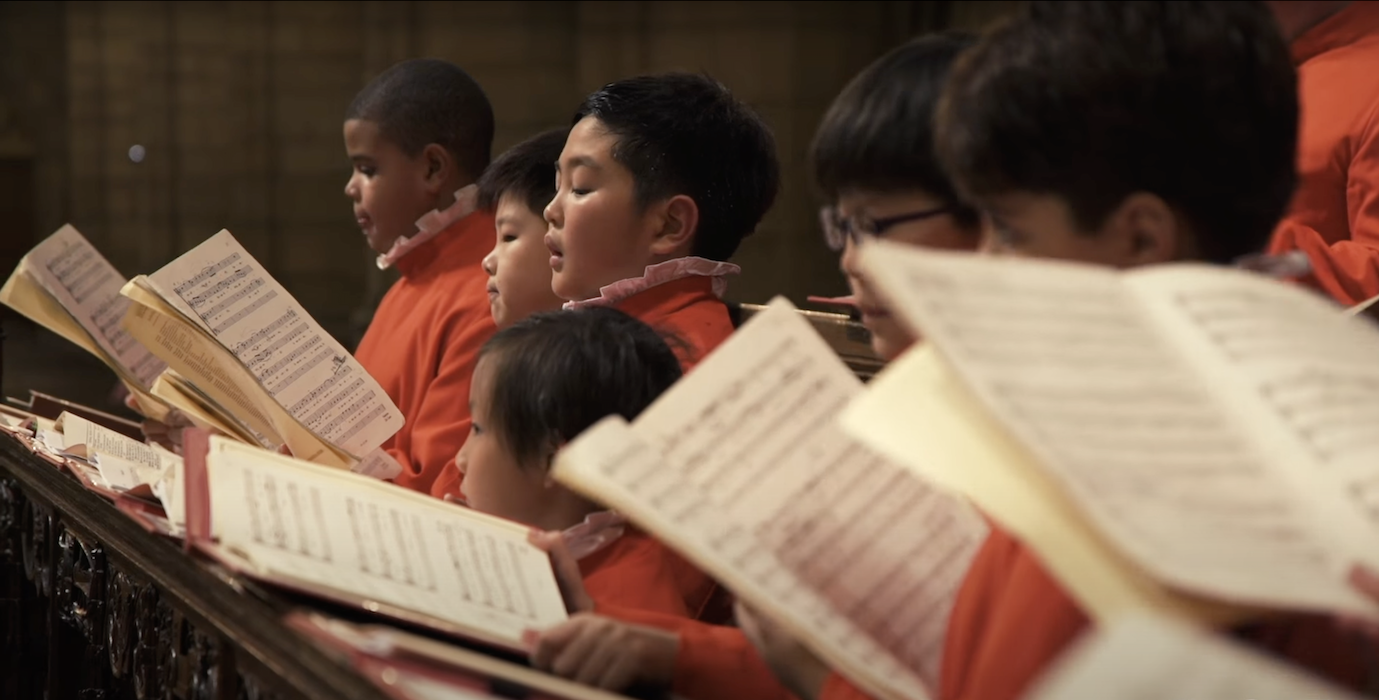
[649, 194, 700, 257]
[1102, 192, 1180, 267]
[419, 143, 453, 193]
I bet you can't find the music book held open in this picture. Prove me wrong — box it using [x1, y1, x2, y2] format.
[182, 432, 569, 653]
[551, 298, 989, 700]
[118, 230, 405, 472]
[0, 225, 171, 420]
[1024, 615, 1364, 700]
[842, 242, 1379, 625]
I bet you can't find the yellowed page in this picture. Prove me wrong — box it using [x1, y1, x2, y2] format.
[842, 348, 1248, 625]
[120, 294, 349, 467]
[557, 298, 990, 700]
[0, 225, 166, 388]
[151, 371, 266, 446]
[1025, 615, 1364, 700]
[144, 230, 402, 458]
[206, 438, 567, 649]
[855, 243, 1378, 618]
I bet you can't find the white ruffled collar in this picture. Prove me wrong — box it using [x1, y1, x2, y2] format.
[375, 184, 480, 270]
[563, 257, 740, 310]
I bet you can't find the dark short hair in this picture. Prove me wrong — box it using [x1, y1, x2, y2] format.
[937, 1, 1298, 263]
[811, 31, 979, 226]
[573, 73, 780, 261]
[347, 58, 495, 181]
[479, 307, 683, 468]
[477, 127, 569, 215]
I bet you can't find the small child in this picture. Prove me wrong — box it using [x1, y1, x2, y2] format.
[455, 306, 692, 619]
[345, 59, 499, 494]
[476, 128, 570, 330]
[527, 35, 981, 700]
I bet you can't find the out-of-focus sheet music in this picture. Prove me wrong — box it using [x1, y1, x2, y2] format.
[853, 242, 1379, 618]
[1024, 615, 1365, 700]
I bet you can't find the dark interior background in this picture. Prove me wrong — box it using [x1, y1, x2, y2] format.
[0, 0, 1019, 413]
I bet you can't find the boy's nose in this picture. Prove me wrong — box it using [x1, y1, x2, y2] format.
[544, 198, 561, 228]
[482, 250, 497, 275]
[344, 175, 360, 200]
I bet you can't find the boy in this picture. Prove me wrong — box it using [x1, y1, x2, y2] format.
[543, 72, 780, 368]
[346, 58, 498, 494]
[476, 128, 569, 330]
[755, 3, 1371, 699]
[527, 36, 981, 699]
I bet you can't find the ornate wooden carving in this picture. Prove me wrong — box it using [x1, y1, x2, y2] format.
[0, 434, 396, 700]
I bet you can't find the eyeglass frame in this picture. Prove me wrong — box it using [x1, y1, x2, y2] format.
[818, 205, 954, 252]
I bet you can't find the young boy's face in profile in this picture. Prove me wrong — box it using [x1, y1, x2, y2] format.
[833, 189, 977, 361]
[544, 117, 665, 302]
[483, 193, 563, 329]
[343, 118, 437, 255]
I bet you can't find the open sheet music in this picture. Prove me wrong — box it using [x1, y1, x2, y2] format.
[554, 298, 987, 700]
[119, 230, 404, 468]
[0, 226, 169, 416]
[845, 242, 1379, 622]
[1024, 615, 1364, 700]
[189, 436, 567, 651]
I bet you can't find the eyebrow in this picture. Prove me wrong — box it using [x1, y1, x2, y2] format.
[349, 155, 375, 164]
[553, 155, 601, 173]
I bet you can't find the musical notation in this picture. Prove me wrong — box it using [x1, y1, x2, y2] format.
[208, 440, 566, 644]
[148, 231, 403, 457]
[25, 226, 168, 388]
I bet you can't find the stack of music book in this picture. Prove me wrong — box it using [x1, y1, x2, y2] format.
[2, 225, 405, 477]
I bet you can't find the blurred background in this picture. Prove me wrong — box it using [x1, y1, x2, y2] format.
[0, 0, 1017, 412]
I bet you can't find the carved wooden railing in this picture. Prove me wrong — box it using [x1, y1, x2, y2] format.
[0, 433, 398, 700]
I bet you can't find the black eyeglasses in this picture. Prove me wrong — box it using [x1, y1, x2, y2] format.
[819, 205, 953, 252]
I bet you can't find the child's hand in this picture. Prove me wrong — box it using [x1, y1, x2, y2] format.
[525, 614, 678, 691]
[1337, 564, 1379, 641]
[736, 601, 830, 700]
[527, 529, 594, 613]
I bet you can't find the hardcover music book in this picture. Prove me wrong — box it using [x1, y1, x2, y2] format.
[118, 229, 404, 477]
[181, 431, 568, 653]
[841, 242, 1379, 626]
[551, 297, 990, 700]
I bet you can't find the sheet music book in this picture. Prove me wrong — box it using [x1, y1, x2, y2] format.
[552, 298, 989, 700]
[0, 225, 171, 419]
[184, 434, 568, 652]
[1024, 615, 1364, 700]
[119, 230, 405, 470]
[843, 242, 1379, 624]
